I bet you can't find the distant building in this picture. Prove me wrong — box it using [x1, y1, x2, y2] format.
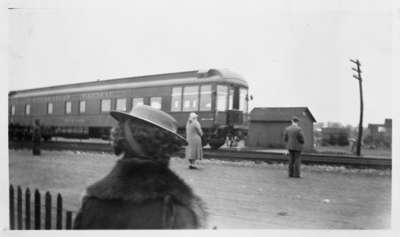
[246, 107, 316, 151]
[368, 119, 392, 138]
[365, 118, 392, 148]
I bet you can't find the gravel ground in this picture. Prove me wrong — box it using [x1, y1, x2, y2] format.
[9, 149, 391, 229]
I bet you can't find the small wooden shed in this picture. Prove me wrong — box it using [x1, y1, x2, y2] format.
[246, 107, 316, 151]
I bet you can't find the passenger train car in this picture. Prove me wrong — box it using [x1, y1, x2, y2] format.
[8, 68, 249, 149]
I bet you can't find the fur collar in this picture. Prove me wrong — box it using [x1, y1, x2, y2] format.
[85, 158, 207, 227]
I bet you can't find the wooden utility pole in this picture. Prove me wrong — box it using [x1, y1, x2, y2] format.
[350, 59, 364, 156]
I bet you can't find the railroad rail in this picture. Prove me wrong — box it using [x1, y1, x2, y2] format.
[9, 141, 391, 169]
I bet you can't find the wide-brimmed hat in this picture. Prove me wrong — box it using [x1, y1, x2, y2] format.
[110, 105, 187, 145]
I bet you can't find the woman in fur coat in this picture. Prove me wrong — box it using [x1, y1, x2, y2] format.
[73, 105, 207, 229]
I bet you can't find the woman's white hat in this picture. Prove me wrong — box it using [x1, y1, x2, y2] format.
[110, 105, 187, 145]
[189, 112, 198, 120]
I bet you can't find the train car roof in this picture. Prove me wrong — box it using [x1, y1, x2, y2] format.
[9, 68, 248, 99]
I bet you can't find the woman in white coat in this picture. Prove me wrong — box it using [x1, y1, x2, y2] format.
[185, 112, 203, 169]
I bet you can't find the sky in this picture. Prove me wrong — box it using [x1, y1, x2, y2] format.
[7, 0, 394, 126]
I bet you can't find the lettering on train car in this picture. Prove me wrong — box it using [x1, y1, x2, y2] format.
[80, 91, 127, 100]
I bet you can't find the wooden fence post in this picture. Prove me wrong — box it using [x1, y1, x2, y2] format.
[66, 211, 72, 229]
[10, 185, 73, 230]
[34, 189, 41, 230]
[25, 188, 31, 230]
[45, 191, 51, 229]
[9, 185, 15, 230]
[17, 186, 22, 230]
[56, 194, 62, 229]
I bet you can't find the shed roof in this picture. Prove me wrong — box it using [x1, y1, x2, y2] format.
[250, 107, 316, 122]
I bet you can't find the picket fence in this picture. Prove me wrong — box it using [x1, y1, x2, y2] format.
[9, 185, 75, 230]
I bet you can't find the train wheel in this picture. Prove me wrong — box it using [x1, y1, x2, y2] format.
[209, 138, 225, 150]
[43, 136, 51, 142]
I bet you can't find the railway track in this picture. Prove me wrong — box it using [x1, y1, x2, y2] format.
[9, 141, 391, 169]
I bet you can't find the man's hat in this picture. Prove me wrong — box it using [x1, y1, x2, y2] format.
[292, 116, 300, 122]
[110, 105, 187, 145]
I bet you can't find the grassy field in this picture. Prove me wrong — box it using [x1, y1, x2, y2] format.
[9, 149, 391, 229]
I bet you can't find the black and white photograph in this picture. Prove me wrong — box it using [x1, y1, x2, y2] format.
[2, 0, 399, 234]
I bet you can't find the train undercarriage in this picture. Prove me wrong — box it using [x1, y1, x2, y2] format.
[9, 109, 248, 150]
[9, 123, 247, 150]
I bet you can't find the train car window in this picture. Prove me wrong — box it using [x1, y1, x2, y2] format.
[217, 85, 228, 111]
[183, 86, 199, 112]
[65, 101, 72, 114]
[79, 100, 86, 113]
[11, 105, 15, 115]
[116, 98, 127, 111]
[239, 88, 248, 113]
[132, 98, 144, 108]
[171, 87, 182, 112]
[199, 85, 212, 111]
[47, 103, 53, 114]
[228, 88, 234, 110]
[150, 97, 162, 110]
[25, 104, 30, 115]
[101, 99, 111, 112]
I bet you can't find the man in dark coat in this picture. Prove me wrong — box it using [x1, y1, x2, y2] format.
[283, 116, 305, 178]
[32, 119, 41, 156]
[73, 105, 207, 229]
